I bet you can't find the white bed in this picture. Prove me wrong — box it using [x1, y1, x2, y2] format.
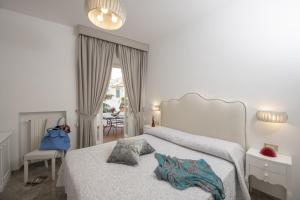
[58, 93, 250, 200]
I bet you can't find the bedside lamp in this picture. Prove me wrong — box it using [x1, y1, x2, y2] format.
[256, 111, 288, 123]
[151, 104, 160, 127]
[152, 105, 160, 112]
[256, 110, 288, 156]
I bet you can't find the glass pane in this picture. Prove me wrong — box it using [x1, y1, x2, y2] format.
[101, 67, 126, 143]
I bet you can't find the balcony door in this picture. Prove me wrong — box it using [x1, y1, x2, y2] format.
[96, 67, 132, 144]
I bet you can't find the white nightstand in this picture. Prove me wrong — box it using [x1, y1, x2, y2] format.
[246, 148, 292, 200]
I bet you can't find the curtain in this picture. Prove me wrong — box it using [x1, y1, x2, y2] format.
[78, 35, 116, 148]
[118, 45, 148, 136]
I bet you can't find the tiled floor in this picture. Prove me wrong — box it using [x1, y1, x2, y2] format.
[103, 127, 124, 143]
[0, 161, 279, 200]
[0, 161, 66, 200]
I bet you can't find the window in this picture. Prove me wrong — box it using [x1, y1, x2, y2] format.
[116, 88, 120, 98]
[103, 68, 124, 113]
[100, 67, 126, 143]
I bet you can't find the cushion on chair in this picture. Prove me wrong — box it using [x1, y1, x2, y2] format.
[24, 149, 59, 161]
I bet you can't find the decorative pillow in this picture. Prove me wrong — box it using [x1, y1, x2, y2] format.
[107, 140, 142, 166]
[107, 139, 155, 166]
[138, 139, 156, 155]
[118, 138, 155, 155]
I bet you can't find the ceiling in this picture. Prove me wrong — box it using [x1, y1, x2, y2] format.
[0, 0, 234, 43]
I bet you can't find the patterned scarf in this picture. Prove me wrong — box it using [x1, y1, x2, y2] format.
[154, 153, 225, 200]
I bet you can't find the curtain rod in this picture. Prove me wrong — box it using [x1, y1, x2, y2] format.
[77, 25, 149, 52]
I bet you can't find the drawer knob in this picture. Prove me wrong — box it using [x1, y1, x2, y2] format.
[264, 163, 268, 167]
[264, 172, 268, 177]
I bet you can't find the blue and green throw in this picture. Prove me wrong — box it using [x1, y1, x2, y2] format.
[154, 153, 225, 200]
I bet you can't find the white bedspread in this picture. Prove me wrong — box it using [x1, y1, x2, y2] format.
[58, 127, 250, 200]
[146, 127, 250, 200]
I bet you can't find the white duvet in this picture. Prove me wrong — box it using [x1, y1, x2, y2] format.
[58, 127, 250, 200]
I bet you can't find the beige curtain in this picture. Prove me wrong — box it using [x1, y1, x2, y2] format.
[118, 45, 148, 136]
[78, 35, 116, 148]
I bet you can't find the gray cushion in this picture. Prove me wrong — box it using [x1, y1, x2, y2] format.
[107, 140, 142, 166]
[118, 138, 155, 155]
[138, 139, 156, 155]
[107, 139, 155, 166]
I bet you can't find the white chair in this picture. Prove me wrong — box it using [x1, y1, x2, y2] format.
[24, 119, 62, 184]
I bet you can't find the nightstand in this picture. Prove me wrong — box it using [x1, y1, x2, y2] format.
[246, 148, 292, 200]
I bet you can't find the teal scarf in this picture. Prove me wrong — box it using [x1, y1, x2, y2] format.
[154, 153, 225, 200]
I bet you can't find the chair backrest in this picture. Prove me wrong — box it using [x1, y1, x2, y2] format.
[29, 119, 47, 151]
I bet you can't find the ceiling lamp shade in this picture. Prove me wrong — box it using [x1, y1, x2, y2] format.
[87, 0, 126, 30]
[256, 111, 288, 123]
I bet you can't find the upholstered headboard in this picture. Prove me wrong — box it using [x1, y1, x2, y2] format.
[160, 93, 247, 148]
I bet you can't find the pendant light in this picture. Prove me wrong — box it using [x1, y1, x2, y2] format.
[87, 0, 126, 30]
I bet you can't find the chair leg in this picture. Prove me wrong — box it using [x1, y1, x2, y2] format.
[51, 158, 55, 180]
[61, 151, 65, 161]
[44, 160, 49, 168]
[24, 160, 29, 184]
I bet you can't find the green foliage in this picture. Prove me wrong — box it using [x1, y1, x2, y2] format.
[119, 97, 125, 110]
[103, 103, 112, 113]
[105, 94, 113, 100]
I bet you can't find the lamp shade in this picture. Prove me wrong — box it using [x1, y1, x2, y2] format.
[152, 105, 160, 111]
[87, 0, 126, 30]
[256, 111, 288, 123]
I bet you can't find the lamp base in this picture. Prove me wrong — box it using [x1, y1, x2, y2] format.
[151, 116, 155, 127]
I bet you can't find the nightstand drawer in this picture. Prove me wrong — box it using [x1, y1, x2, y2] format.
[249, 165, 287, 187]
[248, 155, 286, 175]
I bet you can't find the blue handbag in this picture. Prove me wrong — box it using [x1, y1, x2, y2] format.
[39, 128, 70, 151]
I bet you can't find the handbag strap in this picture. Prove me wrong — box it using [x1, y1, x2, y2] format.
[57, 117, 66, 126]
[43, 119, 48, 136]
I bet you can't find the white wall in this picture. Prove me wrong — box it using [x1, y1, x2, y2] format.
[0, 9, 77, 170]
[147, 0, 300, 199]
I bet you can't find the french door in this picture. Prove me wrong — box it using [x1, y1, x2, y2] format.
[96, 67, 133, 144]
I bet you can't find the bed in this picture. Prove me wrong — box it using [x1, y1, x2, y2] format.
[58, 93, 250, 200]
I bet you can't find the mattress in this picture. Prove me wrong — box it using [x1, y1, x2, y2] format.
[60, 134, 239, 200]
